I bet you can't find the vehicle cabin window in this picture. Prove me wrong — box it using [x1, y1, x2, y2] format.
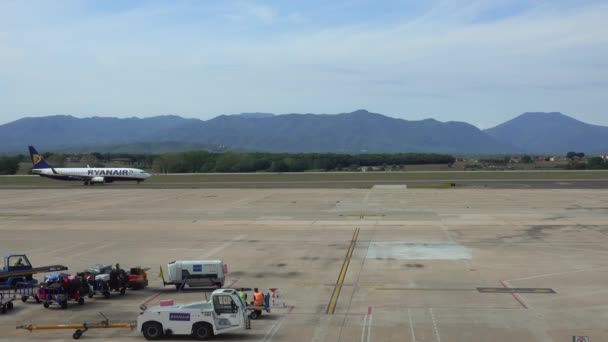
[9, 256, 31, 267]
[213, 295, 238, 314]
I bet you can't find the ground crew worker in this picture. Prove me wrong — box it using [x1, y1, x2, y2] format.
[252, 288, 265, 306]
[14, 258, 24, 266]
[238, 288, 247, 305]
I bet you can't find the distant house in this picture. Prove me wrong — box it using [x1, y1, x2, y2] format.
[65, 156, 81, 163]
[549, 156, 566, 162]
[510, 157, 521, 163]
[109, 158, 132, 165]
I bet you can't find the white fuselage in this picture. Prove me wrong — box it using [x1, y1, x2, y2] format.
[31, 167, 151, 182]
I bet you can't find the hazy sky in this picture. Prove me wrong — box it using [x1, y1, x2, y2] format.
[1, 0, 607, 128]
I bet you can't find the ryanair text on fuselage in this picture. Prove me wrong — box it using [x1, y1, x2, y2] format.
[88, 169, 133, 176]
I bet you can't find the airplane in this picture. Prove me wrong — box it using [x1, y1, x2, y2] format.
[28, 146, 152, 185]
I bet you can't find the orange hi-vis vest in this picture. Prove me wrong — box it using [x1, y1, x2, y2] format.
[253, 291, 264, 306]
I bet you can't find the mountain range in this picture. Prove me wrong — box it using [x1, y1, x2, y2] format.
[0, 110, 606, 155]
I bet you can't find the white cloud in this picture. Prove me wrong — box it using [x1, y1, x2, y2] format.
[230, 1, 278, 24]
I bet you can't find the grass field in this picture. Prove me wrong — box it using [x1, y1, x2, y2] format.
[1, 170, 607, 189]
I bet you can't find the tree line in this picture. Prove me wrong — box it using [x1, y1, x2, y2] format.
[150, 152, 456, 173]
[0, 156, 21, 175]
[0, 152, 456, 174]
[3, 150, 607, 175]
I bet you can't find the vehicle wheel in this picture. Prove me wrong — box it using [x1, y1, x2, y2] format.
[88, 292, 94, 298]
[21, 296, 28, 302]
[120, 287, 126, 295]
[103, 291, 111, 299]
[175, 283, 182, 291]
[61, 301, 68, 309]
[43, 301, 50, 308]
[34, 295, 41, 303]
[7, 302, 13, 310]
[192, 322, 213, 340]
[78, 297, 85, 305]
[73, 329, 83, 339]
[249, 310, 261, 320]
[1, 306, 6, 314]
[142, 322, 163, 340]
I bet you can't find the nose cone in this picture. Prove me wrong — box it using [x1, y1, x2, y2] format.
[144, 172, 152, 179]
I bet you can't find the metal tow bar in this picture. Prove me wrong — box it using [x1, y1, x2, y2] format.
[16, 312, 136, 339]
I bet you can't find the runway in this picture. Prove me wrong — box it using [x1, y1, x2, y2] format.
[1, 173, 607, 189]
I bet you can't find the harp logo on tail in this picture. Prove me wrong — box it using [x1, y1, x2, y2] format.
[32, 154, 42, 165]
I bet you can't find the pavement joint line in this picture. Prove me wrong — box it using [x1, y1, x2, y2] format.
[376, 288, 477, 291]
[200, 234, 246, 259]
[261, 314, 287, 342]
[505, 266, 608, 282]
[68, 242, 117, 259]
[366, 306, 373, 342]
[326, 227, 360, 315]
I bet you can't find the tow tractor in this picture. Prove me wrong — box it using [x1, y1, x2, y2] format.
[138, 289, 250, 340]
[16, 288, 289, 340]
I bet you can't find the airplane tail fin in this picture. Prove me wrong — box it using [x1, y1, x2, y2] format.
[28, 146, 53, 169]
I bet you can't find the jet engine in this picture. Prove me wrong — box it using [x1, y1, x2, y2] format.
[90, 176, 105, 183]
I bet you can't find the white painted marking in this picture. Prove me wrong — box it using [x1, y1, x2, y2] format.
[363, 190, 372, 203]
[310, 316, 331, 342]
[371, 185, 407, 189]
[430, 308, 441, 342]
[439, 223, 455, 243]
[366, 311, 373, 342]
[360, 314, 368, 342]
[262, 314, 286, 342]
[199, 234, 246, 259]
[408, 308, 417, 342]
[367, 241, 471, 260]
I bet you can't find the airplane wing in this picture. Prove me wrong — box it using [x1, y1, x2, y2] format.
[50, 169, 92, 181]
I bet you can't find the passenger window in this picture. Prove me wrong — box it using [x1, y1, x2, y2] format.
[213, 295, 238, 314]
